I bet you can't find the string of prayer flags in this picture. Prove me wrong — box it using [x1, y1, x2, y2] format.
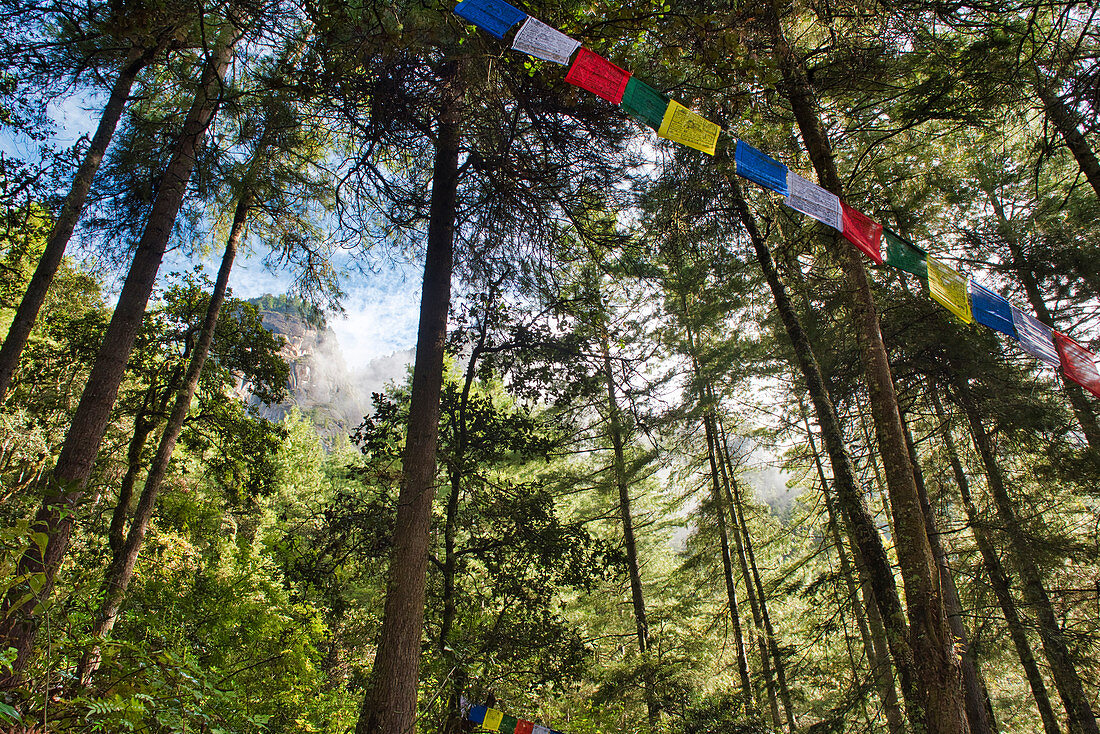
[511, 17, 580, 65]
[565, 48, 630, 104]
[927, 256, 972, 324]
[786, 171, 843, 231]
[448, 0, 1100, 391]
[658, 101, 721, 155]
[466, 703, 563, 734]
[969, 281, 1018, 340]
[735, 140, 788, 196]
[620, 77, 669, 131]
[1054, 332, 1100, 398]
[454, 0, 526, 38]
[840, 202, 883, 265]
[1011, 306, 1060, 368]
[883, 229, 927, 278]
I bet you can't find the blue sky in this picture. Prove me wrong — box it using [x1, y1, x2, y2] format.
[3, 86, 424, 367]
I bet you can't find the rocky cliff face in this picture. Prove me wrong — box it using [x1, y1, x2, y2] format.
[254, 306, 412, 439]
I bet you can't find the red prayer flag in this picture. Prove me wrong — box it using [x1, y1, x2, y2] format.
[1054, 331, 1100, 398]
[840, 202, 883, 265]
[565, 48, 631, 104]
[515, 721, 534, 734]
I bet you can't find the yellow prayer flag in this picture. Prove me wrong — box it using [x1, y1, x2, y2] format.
[927, 256, 972, 324]
[657, 100, 720, 156]
[482, 709, 505, 732]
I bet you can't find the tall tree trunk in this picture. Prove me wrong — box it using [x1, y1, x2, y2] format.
[356, 61, 461, 734]
[108, 387, 163, 553]
[930, 387, 1063, 734]
[440, 314, 489, 734]
[703, 414, 755, 710]
[725, 172, 922, 727]
[599, 324, 660, 727]
[805, 409, 906, 734]
[953, 379, 1099, 734]
[1033, 74, 1100, 202]
[764, 7, 968, 729]
[0, 22, 240, 686]
[75, 187, 250, 687]
[678, 303, 759, 716]
[723, 447, 796, 733]
[713, 413, 777, 725]
[902, 412, 997, 734]
[979, 181, 1100, 450]
[0, 45, 155, 403]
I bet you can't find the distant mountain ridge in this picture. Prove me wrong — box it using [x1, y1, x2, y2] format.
[248, 294, 412, 439]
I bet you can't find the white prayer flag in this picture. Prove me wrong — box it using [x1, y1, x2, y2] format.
[531, 726, 550, 734]
[785, 170, 842, 231]
[511, 17, 580, 65]
[1011, 305, 1060, 367]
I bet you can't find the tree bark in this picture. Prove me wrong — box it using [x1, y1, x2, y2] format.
[902, 412, 997, 734]
[76, 186, 250, 687]
[0, 45, 155, 403]
[930, 386, 1063, 734]
[725, 172, 922, 727]
[356, 61, 461, 734]
[805, 408, 906, 734]
[764, 7, 968, 729]
[953, 379, 1099, 734]
[0, 21, 241, 686]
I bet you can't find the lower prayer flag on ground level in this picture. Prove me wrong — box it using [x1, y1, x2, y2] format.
[511, 16, 579, 65]
[454, 0, 526, 38]
[500, 714, 519, 734]
[884, 229, 927, 278]
[515, 720, 534, 734]
[841, 202, 883, 264]
[658, 101, 720, 155]
[1054, 332, 1100, 398]
[969, 280, 1017, 340]
[1012, 306, 1060, 367]
[735, 140, 788, 195]
[469, 705, 488, 725]
[785, 171, 842, 231]
[620, 76, 669, 131]
[565, 48, 630, 103]
[482, 708, 505, 731]
[927, 256, 972, 324]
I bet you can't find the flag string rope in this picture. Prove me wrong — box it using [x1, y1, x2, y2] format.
[450, 0, 1100, 399]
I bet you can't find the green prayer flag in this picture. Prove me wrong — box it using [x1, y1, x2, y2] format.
[499, 715, 519, 734]
[620, 76, 669, 131]
[884, 229, 927, 279]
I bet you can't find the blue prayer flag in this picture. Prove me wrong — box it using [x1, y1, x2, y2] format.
[969, 281, 1017, 340]
[735, 140, 788, 196]
[469, 705, 488, 725]
[454, 0, 526, 38]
